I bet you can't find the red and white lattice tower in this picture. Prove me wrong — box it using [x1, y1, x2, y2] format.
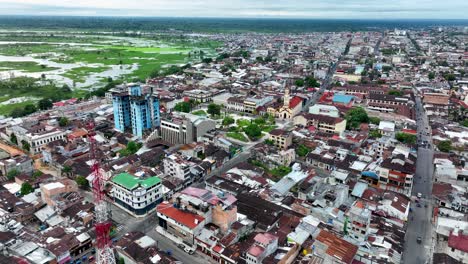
[87, 122, 116, 264]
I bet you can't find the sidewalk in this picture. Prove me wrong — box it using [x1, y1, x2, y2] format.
[156, 226, 183, 245]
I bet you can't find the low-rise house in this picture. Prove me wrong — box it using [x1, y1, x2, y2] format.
[0, 155, 33, 176]
[245, 233, 278, 264]
[173, 187, 237, 233]
[311, 229, 358, 264]
[156, 201, 206, 246]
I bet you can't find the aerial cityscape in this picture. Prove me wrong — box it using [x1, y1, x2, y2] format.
[0, 2, 467, 264]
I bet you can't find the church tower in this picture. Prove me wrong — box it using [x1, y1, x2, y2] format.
[283, 87, 290, 108]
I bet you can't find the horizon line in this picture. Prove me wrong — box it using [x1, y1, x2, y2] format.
[0, 15, 468, 21]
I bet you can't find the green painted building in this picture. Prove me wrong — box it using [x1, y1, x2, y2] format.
[110, 172, 163, 216]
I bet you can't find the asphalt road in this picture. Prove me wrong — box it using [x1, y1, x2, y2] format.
[302, 38, 352, 112]
[403, 93, 434, 264]
[81, 191, 214, 264]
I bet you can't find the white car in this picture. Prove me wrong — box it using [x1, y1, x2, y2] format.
[417, 193, 422, 198]
[184, 247, 195, 255]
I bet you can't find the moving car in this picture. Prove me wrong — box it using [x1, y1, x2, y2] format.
[417, 237, 422, 244]
[417, 193, 422, 198]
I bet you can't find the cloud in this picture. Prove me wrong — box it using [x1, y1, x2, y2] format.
[0, 0, 467, 19]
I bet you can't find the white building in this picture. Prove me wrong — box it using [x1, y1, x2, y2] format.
[7, 125, 67, 154]
[110, 172, 162, 216]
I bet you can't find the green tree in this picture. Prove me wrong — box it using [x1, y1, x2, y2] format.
[126, 141, 139, 153]
[264, 139, 275, 146]
[10, 107, 25, 118]
[59, 117, 69, 127]
[428, 72, 435, 80]
[444, 73, 456, 81]
[207, 103, 221, 116]
[243, 123, 262, 140]
[222, 116, 235, 126]
[304, 76, 320, 87]
[174, 102, 191, 113]
[10, 133, 17, 145]
[120, 141, 142, 156]
[23, 104, 37, 115]
[62, 165, 72, 174]
[21, 140, 30, 152]
[395, 132, 417, 145]
[369, 117, 381, 125]
[369, 130, 382, 138]
[345, 107, 369, 129]
[118, 257, 125, 264]
[75, 175, 89, 188]
[7, 169, 20, 180]
[38, 98, 53, 110]
[295, 79, 305, 87]
[296, 144, 310, 157]
[33, 170, 43, 178]
[20, 182, 34, 196]
[388, 90, 403, 96]
[202, 58, 212, 64]
[61, 84, 71, 93]
[437, 140, 452, 152]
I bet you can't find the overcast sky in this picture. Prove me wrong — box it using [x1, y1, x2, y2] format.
[1, 0, 467, 19]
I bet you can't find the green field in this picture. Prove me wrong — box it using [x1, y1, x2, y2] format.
[0, 32, 221, 91]
[227, 132, 249, 142]
[0, 61, 59, 72]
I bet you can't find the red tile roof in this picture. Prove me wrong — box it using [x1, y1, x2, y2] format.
[289, 96, 303, 109]
[448, 231, 468, 253]
[156, 202, 204, 229]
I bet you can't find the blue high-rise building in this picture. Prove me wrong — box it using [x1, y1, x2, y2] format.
[112, 93, 131, 132]
[112, 84, 160, 138]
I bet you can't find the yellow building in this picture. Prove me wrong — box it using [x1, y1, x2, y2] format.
[294, 113, 347, 135]
[267, 88, 304, 119]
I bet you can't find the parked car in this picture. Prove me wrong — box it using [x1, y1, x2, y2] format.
[417, 193, 422, 198]
[184, 247, 195, 255]
[417, 237, 422, 244]
[177, 243, 185, 249]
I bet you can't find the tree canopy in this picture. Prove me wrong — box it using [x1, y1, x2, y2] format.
[437, 140, 452, 152]
[207, 103, 221, 116]
[243, 123, 262, 140]
[76, 175, 89, 188]
[173, 102, 191, 113]
[345, 107, 369, 129]
[20, 182, 34, 196]
[59, 117, 69, 127]
[7, 169, 20, 180]
[222, 116, 235, 126]
[395, 132, 417, 145]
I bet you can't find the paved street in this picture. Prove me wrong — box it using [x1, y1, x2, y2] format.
[403, 93, 434, 264]
[81, 191, 214, 264]
[302, 38, 352, 112]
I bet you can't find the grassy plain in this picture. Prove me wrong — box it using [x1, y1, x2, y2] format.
[0, 61, 59, 72]
[0, 33, 220, 89]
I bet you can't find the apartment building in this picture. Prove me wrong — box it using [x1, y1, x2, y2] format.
[110, 172, 163, 216]
[112, 83, 160, 138]
[268, 129, 292, 150]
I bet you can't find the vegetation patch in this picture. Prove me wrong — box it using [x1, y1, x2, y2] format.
[226, 132, 248, 142]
